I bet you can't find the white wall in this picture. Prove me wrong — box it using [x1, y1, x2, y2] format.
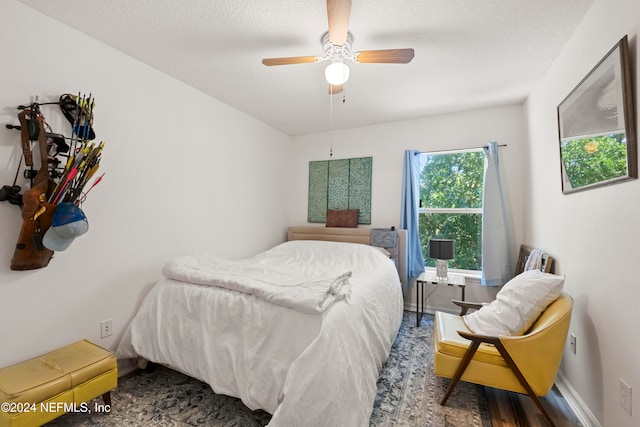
[289, 104, 528, 309]
[0, 0, 292, 367]
[525, 0, 639, 425]
[4, 1, 630, 424]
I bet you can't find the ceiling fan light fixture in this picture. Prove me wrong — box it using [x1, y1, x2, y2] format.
[325, 61, 350, 85]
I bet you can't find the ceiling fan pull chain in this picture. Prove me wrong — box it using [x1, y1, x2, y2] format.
[329, 91, 334, 157]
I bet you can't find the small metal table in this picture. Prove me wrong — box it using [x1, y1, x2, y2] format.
[416, 272, 466, 326]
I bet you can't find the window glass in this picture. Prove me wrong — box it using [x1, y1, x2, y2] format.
[419, 150, 484, 271]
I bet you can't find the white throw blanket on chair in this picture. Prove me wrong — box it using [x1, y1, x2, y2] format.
[524, 249, 544, 271]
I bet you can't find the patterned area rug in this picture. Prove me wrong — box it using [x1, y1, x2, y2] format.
[371, 312, 491, 427]
[47, 312, 491, 426]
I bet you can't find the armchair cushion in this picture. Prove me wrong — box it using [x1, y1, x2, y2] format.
[463, 270, 564, 336]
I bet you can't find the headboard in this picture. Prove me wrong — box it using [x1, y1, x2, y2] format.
[287, 226, 408, 288]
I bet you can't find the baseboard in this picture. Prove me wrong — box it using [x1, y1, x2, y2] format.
[404, 304, 459, 315]
[117, 358, 138, 377]
[555, 371, 601, 427]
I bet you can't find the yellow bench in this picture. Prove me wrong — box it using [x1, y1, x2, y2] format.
[0, 340, 117, 427]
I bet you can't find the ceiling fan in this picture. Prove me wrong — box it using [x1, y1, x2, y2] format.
[261, 0, 415, 95]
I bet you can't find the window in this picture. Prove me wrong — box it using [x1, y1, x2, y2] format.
[419, 149, 484, 271]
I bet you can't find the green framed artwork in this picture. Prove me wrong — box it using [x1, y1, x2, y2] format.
[308, 157, 372, 224]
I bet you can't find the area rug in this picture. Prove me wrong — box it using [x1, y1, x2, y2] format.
[47, 311, 491, 426]
[370, 312, 491, 427]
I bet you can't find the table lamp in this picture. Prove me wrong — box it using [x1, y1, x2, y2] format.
[429, 239, 455, 281]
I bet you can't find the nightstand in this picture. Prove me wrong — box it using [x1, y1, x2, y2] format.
[416, 272, 466, 326]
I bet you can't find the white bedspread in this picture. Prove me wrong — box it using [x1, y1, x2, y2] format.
[162, 254, 352, 313]
[117, 240, 404, 427]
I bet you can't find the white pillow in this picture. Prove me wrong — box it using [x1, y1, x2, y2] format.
[463, 270, 565, 336]
[372, 246, 391, 257]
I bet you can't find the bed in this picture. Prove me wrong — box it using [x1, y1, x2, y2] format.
[117, 226, 407, 427]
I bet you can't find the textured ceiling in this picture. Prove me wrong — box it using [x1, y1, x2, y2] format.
[16, 0, 595, 136]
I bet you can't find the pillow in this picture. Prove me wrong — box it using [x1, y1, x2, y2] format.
[326, 209, 359, 228]
[463, 270, 565, 336]
[372, 246, 391, 257]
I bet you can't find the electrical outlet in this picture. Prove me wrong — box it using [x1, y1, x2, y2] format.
[620, 379, 632, 415]
[100, 319, 112, 338]
[569, 333, 577, 354]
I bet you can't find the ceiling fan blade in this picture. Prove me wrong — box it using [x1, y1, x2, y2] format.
[327, 0, 351, 46]
[329, 84, 343, 95]
[354, 48, 415, 64]
[262, 56, 320, 66]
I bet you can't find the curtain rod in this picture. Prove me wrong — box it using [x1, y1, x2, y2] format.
[420, 143, 507, 155]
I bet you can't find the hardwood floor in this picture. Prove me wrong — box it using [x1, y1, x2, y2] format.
[485, 385, 583, 427]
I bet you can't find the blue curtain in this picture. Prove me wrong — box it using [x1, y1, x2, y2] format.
[400, 150, 425, 278]
[481, 142, 512, 286]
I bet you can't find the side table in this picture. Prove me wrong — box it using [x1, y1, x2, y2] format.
[416, 272, 466, 326]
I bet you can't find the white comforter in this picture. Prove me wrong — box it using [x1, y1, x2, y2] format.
[162, 253, 352, 313]
[117, 240, 404, 427]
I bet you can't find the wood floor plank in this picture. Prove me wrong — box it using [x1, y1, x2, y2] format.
[485, 388, 507, 426]
[485, 385, 583, 427]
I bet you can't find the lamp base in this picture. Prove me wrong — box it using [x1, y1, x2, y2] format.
[436, 259, 448, 281]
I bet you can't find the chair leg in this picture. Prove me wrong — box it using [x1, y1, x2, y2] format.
[440, 340, 481, 405]
[492, 342, 556, 427]
[102, 391, 112, 406]
[441, 333, 556, 427]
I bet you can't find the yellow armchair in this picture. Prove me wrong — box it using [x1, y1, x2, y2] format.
[434, 292, 573, 427]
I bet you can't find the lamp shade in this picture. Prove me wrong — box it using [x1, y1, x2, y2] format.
[325, 62, 350, 85]
[429, 239, 455, 260]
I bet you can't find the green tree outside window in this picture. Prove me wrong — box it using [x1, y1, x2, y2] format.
[419, 150, 484, 271]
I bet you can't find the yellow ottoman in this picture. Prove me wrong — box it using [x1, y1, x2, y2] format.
[0, 340, 117, 427]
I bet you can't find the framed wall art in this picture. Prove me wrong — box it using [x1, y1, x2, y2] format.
[557, 35, 637, 194]
[308, 156, 372, 224]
